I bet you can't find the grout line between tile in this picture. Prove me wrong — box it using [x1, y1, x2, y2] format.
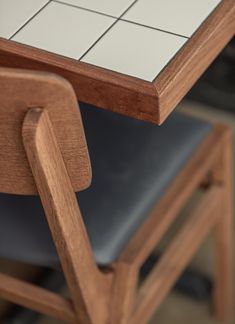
[78, 20, 118, 61]
[53, 0, 117, 19]
[52, 0, 189, 41]
[119, 0, 140, 19]
[78, 0, 140, 61]
[120, 19, 189, 39]
[151, 0, 223, 82]
[9, 0, 52, 40]
[54, 0, 188, 39]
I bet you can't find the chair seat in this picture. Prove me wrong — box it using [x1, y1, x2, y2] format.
[0, 104, 211, 266]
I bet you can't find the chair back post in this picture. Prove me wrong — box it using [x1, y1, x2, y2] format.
[0, 68, 112, 324]
[23, 108, 111, 324]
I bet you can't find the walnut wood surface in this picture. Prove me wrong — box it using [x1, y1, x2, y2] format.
[212, 130, 233, 320]
[0, 68, 91, 194]
[131, 186, 222, 324]
[0, 272, 76, 322]
[0, 0, 234, 124]
[22, 108, 112, 324]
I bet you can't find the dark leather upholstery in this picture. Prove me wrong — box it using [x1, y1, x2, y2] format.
[0, 104, 211, 266]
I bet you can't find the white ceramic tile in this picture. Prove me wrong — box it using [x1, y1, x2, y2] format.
[0, 0, 49, 39]
[12, 2, 115, 59]
[82, 21, 186, 81]
[59, 0, 136, 17]
[123, 0, 222, 37]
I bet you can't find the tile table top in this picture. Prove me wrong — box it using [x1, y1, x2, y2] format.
[0, 0, 234, 123]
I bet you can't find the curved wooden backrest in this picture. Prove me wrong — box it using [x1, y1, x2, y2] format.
[0, 68, 91, 195]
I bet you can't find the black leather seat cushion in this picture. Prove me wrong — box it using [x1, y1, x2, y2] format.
[0, 104, 211, 266]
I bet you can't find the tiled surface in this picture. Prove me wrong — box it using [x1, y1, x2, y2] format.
[0, 0, 49, 39]
[82, 20, 186, 81]
[60, 0, 136, 17]
[123, 0, 222, 37]
[1, 0, 222, 80]
[12, 2, 115, 60]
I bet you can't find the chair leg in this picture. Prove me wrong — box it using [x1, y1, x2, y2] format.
[213, 134, 233, 321]
[109, 262, 138, 324]
[214, 206, 233, 321]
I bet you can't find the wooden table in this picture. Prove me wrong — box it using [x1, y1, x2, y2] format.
[0, 0, 234, 124]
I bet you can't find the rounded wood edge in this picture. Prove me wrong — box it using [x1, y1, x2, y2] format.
[0, 68, 92, 195]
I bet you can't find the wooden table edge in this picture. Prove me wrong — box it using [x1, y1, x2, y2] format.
[0, 0, 234, 124]
[154, 0, 235, 123]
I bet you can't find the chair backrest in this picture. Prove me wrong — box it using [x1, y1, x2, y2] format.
[0, 68, 91, 195]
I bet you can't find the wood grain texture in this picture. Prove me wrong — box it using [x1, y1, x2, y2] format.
[0, 68, 91, 194]
[131, 186, 222, 324]
[0, 272, 76, 323]
[212, 129, 233, 320]
[22, 108, 112, 324]
[109, 262, 138, 324]
[0, 0, 234, 124]
[0, 38, 159, 123]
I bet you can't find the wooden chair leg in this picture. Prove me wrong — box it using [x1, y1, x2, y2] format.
[109, 262, 138, 324]
[214, 202, 233, 321]
[131, 187, 221, 324]
[213, 131, 233, 321]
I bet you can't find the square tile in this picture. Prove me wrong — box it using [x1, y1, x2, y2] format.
[59, 0, 136, 17]
[0, 0, 49, 39]
[12, 1, 115, 59]
[123, 0, 222, 37]
[81, 20, 186, 81]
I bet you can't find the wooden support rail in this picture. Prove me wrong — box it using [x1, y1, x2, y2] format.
[131, 186, 222, 324]
[120, 126, 224, 268]
[0, 272, 76, 322]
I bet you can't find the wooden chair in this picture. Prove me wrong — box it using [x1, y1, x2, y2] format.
[0, 68, 233, 324]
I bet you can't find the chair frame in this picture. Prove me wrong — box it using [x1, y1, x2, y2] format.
[0, 69, 233, 324]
